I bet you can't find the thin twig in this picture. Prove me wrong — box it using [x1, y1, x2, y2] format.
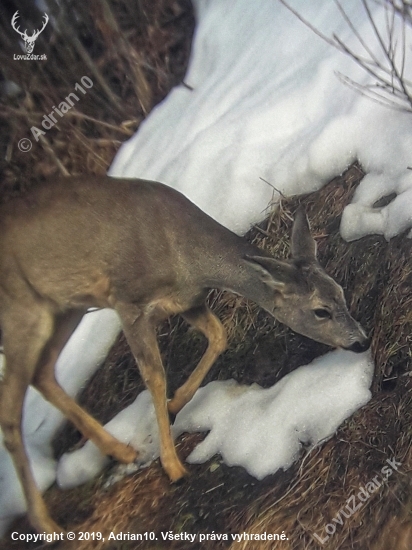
[259, 177, 286, 198]
[335, 0, 382, 66]
[279, 0, 412, 112]
[37, 134, 70, 176]
[362, 0, 412, 109]
[337, 72, 411, 110]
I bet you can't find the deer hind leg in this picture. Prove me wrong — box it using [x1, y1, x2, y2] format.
[116, 303, 187, 482]
[32, 310, 137, 464]
[168, 304, 227, 416]
[0, 305, 60, 534]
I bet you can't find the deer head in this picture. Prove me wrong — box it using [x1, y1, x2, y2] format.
[11, 11, 49, 54]
[245, 209, 370, 352]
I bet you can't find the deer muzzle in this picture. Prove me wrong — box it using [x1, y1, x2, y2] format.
[343, 336, 371, 354]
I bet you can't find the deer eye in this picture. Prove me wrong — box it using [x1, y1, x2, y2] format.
[314, 308, 331, 320]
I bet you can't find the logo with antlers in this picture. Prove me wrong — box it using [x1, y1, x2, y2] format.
[11, 11, 49, 54]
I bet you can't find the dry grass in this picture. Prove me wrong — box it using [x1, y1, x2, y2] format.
[0, 0, 194, 195]
[1, 2, 411, 549]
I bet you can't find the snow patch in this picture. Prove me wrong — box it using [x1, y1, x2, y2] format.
[57, 350, 373, 487]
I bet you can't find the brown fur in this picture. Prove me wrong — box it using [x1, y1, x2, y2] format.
[0, 175, 369, 534]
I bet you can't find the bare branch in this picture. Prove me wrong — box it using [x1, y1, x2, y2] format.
[278, 0, 337, 49]
[383, 0, 412, 27]
[335, 0, 382, 66]
[336, 72, 412, 111]
[279, 0, 412, 112]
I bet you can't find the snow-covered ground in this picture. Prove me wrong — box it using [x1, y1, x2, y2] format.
[1, 0, 411, 535]
[57, 350, 373, 489]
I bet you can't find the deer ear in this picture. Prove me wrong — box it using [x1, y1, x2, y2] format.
[245, 256, 299, 289]
[291, 207, 317, 262]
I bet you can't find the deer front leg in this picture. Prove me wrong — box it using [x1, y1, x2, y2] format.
[168, 304, 227, 416]
[117, 305, 187, 482]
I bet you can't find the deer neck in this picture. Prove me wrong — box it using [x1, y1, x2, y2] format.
[203, 241, 275, 314]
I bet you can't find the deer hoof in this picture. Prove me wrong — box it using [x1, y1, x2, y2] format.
[167, 460, 188, 483]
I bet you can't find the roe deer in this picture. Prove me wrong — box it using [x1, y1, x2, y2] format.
[0, 176, 369, 534]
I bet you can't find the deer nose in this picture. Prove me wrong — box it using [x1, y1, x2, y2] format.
[345, 337, 371, 353]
